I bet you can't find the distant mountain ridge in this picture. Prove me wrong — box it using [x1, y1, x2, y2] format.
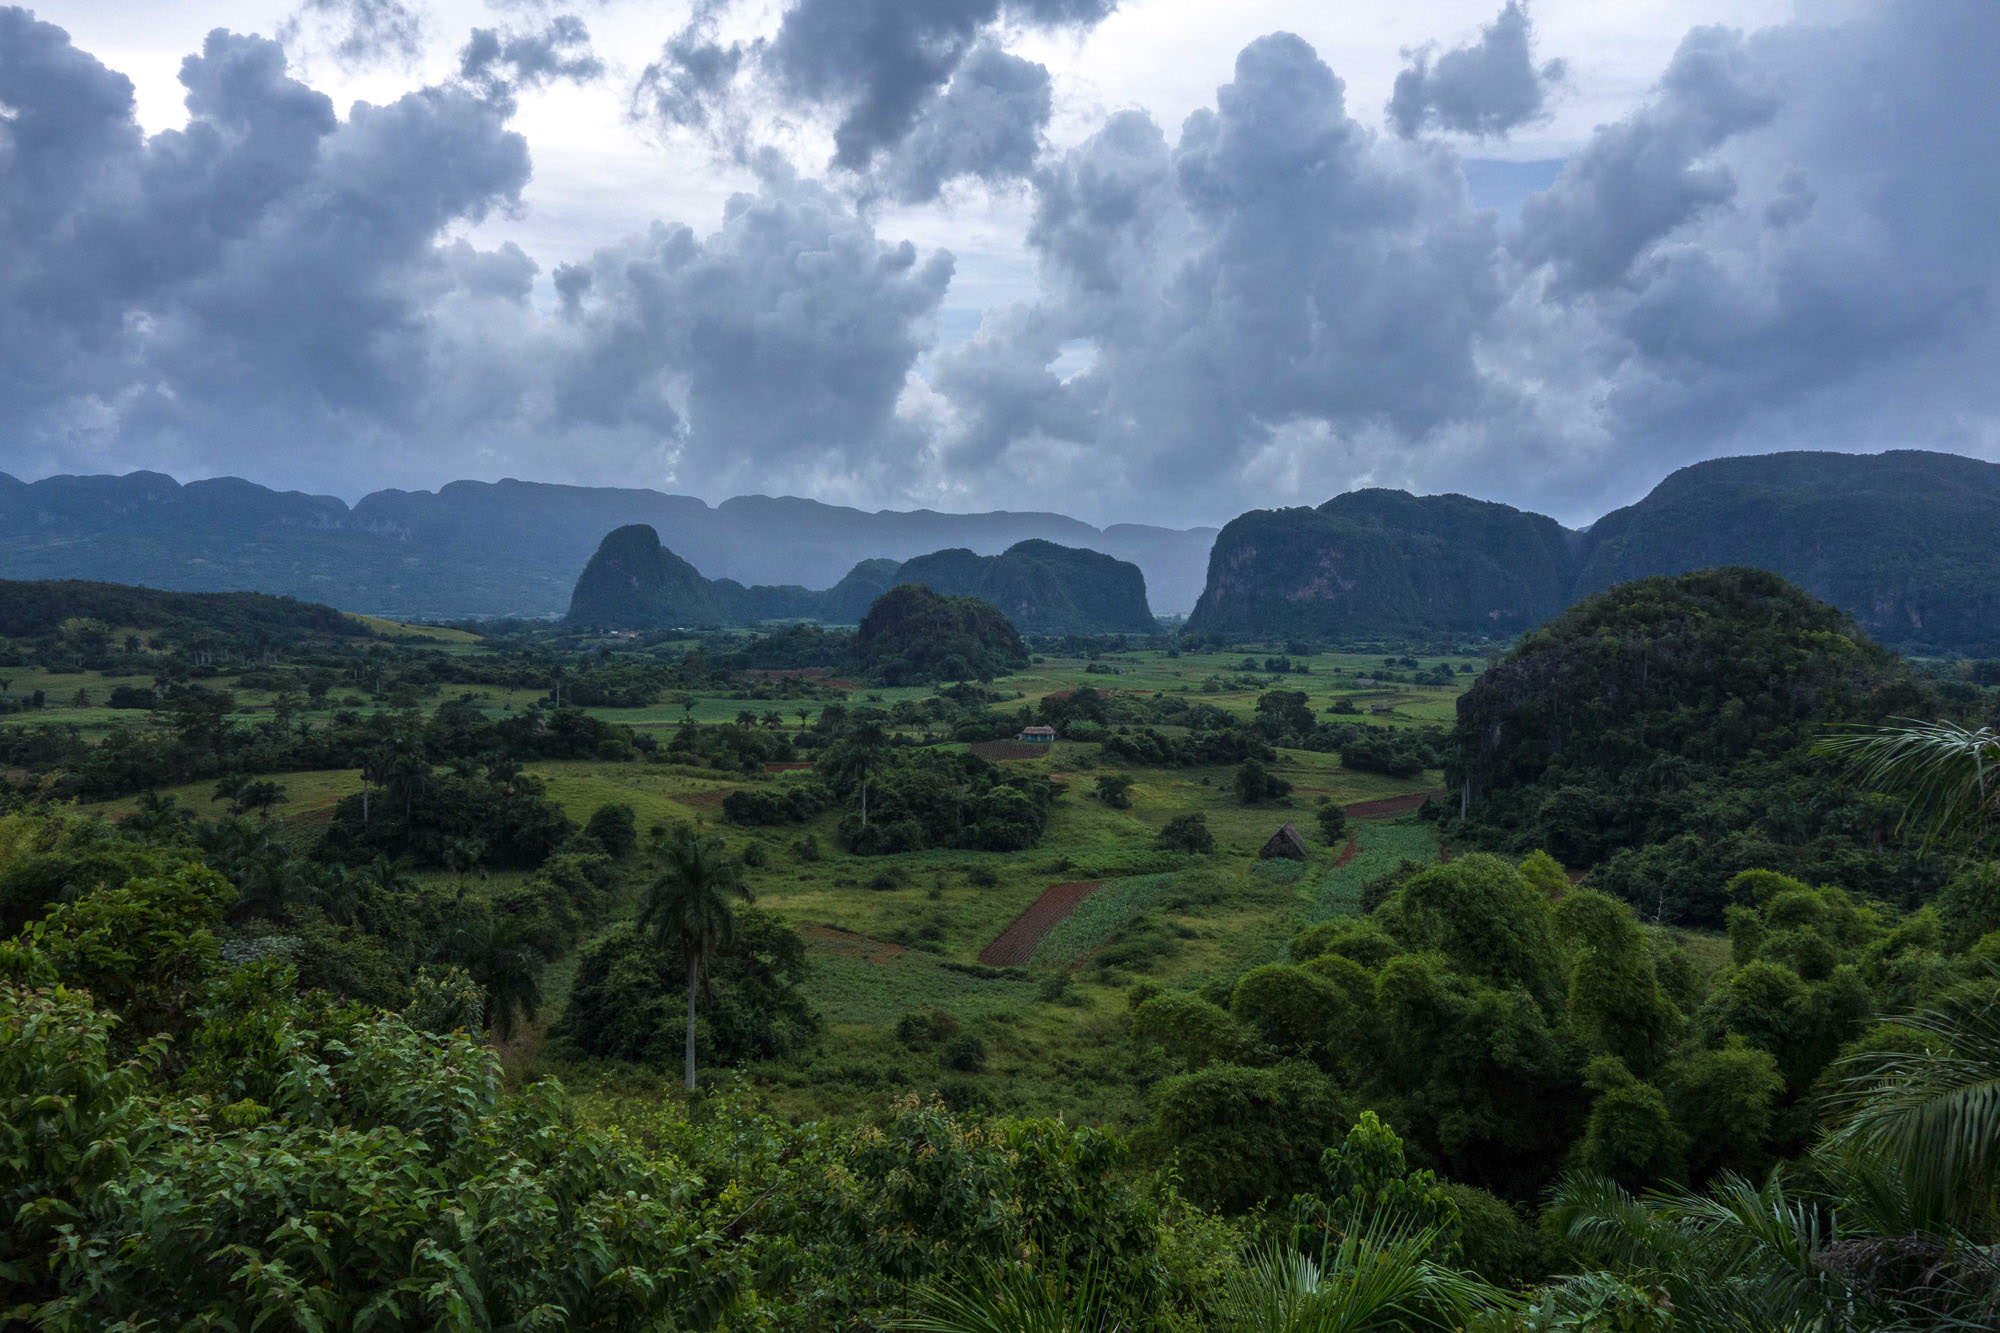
[567, 527, 1157, 635]
[0, 470, 1218, 619]
[1187, 450, 2000, 653]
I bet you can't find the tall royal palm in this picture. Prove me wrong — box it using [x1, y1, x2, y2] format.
[640, 831, 753, 1090]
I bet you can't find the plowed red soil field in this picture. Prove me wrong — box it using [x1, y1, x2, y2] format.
[978, 881, 1101, 966]
[803, 925, 905, 963]
[1341, 791, 1444, 819]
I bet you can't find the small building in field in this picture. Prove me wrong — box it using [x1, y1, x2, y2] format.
[1354, 677, 1380, 687]
[1369, 702, 1395, 715]
[1259, 823, 1309, 860]
[1018, 724, 1058, 744]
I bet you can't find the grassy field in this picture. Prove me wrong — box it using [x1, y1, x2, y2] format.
[16, 636, 1479, 1124]
[344, 614, 485, 644]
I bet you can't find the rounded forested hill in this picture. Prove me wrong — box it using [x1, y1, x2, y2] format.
[0, 578, 366, 643]
[1447, 567, 1941, 923]
[1185, 489, 1575, 639]
[855, 584, 1028, 684]
[894, 539, 1158, 635]
[1575, 450, 2000, 655]
[566, 524, 723, 628]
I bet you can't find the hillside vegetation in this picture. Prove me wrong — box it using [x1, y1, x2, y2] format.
[1187, 450, 2000, 653]
[1448, 567, 1949, 924]
[1188, 489, 1574, 639]
[6, 566, 2000, 1328]
[567, 525, 1155, 634]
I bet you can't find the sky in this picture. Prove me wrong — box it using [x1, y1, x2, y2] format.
[3, 0, 1996, 529]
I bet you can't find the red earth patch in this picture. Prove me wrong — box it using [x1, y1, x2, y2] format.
[1340, 791, 1444, 819]
[1332, 838, 1359, 868]
[978, 881, 1102, 966]
[803, 924, 906, 963]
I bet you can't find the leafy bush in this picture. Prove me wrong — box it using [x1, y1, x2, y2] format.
[939, 1033, 988, 1072]
[1155, 813, 1215, 854]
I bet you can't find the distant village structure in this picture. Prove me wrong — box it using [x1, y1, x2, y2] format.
[1018, 724, 1057, 745]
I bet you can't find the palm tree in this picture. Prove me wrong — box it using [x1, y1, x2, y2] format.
[899, 1256, 1124, 1332]
[823, 720, 890, 827]
[1219, 1221, 1510, 1333]
[446, 915, 542, 1043]
[1821, 981, 2000, 1231]
[639, 831, 753, 1090]
[1818, 719, 2000, 851]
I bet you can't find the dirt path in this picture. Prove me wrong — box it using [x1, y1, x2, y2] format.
[978, 881, 1102, 966]
[803, 924, 906, 964]
[1340, 791, 1444, 819]
[1332, 838, 1359, 868]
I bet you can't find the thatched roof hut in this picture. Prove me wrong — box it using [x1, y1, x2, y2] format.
[1259, 823, 1309, 860]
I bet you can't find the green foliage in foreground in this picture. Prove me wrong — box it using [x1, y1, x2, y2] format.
[6, 801, 2000, 1328]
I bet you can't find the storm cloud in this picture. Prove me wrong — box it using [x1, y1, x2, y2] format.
[636, 0, 1112, 193]
[459, 14, 604, 105]
[929, 0, 2000, 524]
[1388, 2, 1564, 140]
[0, 7, 950, 503]
[4, 1, 2000, 529]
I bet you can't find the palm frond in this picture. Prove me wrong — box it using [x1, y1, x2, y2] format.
[895, 1256, 1123, 1333]
[1822, 982, 2000, 1227]
[1817, 720, 2000, 850]
[1222, 1217, 1513, 1333]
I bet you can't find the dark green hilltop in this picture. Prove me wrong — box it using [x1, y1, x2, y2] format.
[566, 524, 1158, 635]
[1187, 488, 1574, 640]
[1186, 449, 2000, 654]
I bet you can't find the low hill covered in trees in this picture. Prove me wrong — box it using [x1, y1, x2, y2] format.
[1186, 450, 2000, 653]
[1187, 489, 1575, 639]
[894, 539, 1157, 635]
[1445, 567, 1954, 924]
[854, 584, 1029, 684]
[567, 527, 1156, 634]
[0, 579, 371, 651]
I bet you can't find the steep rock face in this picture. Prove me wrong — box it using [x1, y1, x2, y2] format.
[893, 539, 1158, 635]
[565, 525, 723, 627]
[1186, 490, 1576, 639]
[1575, 450, 2000, 653]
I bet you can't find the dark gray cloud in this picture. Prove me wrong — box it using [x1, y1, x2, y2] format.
[631, 0, 743, 140]
[279, 0, 425, 68]
[1388, 2, 1564, 140]
[6, 1, 2000, 531]
[1522, 0, 2000, 509]
[0, 8, 951, 503]
[934, 32, 1507, 521]
[1512, 25, 1774, 292]
[460, 13, 604, 106]
[931, 1, 2000, 526]
[872, 43, 1051, 203]
[636, 0, 1112, 192]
